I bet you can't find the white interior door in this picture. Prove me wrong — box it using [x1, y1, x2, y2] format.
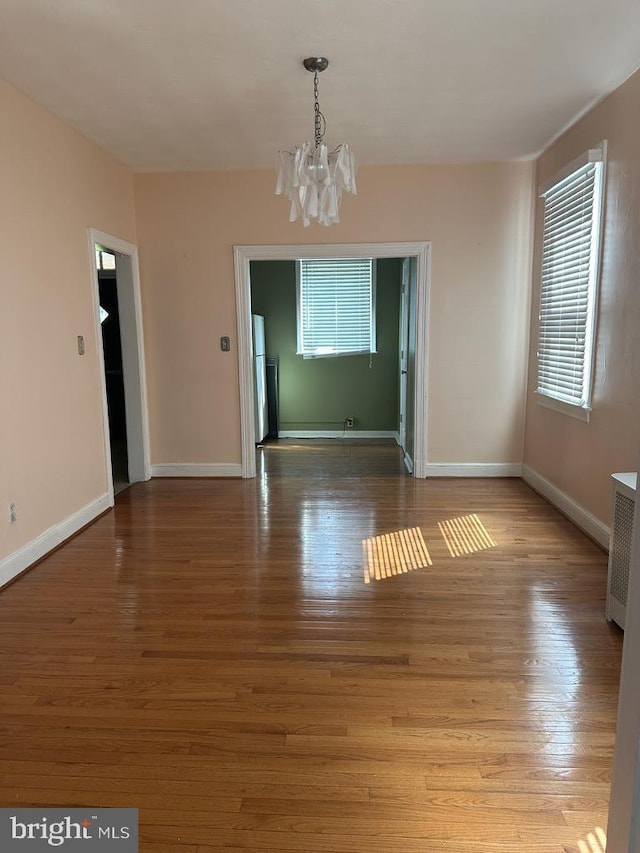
[398, 258, 410, 453]
[115, 253, 149, 483]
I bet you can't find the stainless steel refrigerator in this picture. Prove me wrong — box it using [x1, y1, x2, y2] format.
[252, 314, 268, 443]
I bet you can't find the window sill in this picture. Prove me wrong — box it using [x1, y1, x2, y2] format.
[535, 392, 591, 423]
[298, 350, 377, 360]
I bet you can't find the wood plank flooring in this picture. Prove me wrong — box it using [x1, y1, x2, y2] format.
[0, 441, 623, 852]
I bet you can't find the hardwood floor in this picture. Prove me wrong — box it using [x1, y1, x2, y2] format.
[0, 441, 623, 852]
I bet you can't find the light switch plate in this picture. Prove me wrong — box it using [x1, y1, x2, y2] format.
[220, 336, 231, 352]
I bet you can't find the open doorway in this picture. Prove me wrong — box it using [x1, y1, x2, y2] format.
[97, 251, 129, 492]
[249, 257, 415, 470]
[234, 242, 430, 479]
[89, 229, 151, 502]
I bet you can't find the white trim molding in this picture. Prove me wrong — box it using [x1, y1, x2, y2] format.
[536, 391, 591, 423]
[151, 463, 242, 478]
[522, 464, 610, 549]
[234, 241, 431, 480]
[0, 494, 111, 588]
[426, 463, 522, 478]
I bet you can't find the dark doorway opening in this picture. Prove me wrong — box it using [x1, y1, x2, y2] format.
[99, 270, 129, 494]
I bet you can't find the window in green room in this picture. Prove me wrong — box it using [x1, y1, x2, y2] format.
[296, 258, 376, 358]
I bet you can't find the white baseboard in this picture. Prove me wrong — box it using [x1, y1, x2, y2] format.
[425, 463, 523, 478]
[521, 464, 610, 550]
[277, 430, 397, 440]
[151, 463, 242, 477]
[0, 493, 112, 588]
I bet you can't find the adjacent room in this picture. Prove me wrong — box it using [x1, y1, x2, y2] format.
[2, 2, 640, 851]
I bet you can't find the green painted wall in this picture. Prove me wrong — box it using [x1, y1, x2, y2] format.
[250, 259, 402, 432]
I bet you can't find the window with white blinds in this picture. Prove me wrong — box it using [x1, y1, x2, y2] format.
[536, 144, 606, 416]
[296, 258, 376, 358]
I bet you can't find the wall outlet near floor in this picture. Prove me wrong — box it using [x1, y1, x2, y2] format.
[9, 502, 17, 523]
[345, 417, 354, 428]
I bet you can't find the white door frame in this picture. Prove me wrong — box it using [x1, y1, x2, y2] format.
[233, 241, 431, 479]
[88, 228, 151, 503]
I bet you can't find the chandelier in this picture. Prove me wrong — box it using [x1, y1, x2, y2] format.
[275, 57, 357, 227]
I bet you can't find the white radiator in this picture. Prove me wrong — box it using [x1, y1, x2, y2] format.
[606, 472, 637, 630]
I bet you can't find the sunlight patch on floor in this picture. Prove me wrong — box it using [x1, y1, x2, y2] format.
[564, 826, 606, 853]
[363, 527, 432, 583]
[438, 513, 497, 557]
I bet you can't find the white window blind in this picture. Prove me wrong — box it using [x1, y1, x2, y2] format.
[536, 146, 605, 412]
[296, 258, 376, 358]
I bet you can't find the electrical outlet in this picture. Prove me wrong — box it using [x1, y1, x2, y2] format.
[345, 417, 354, 428]
[9, 502, 17, 523]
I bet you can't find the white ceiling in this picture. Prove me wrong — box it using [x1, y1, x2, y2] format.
[2, 0, 640, 172]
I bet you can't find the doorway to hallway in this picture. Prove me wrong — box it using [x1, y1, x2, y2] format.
[89, 228, 151, 502]
[97, 254, 129, 493]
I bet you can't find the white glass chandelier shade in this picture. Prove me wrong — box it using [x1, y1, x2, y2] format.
[275, 142, 356, 227]
[275, 57, 357, 227]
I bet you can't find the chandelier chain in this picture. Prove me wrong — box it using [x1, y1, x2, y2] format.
[313, 71, 326, 148]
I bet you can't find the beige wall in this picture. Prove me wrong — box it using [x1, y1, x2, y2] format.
[0, 81, 136, 563]
[524, 69, 640, 526]
[134, 160, 534, 468]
